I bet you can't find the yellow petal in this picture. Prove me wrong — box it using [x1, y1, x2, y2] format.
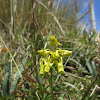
[57, 57, 64, 73]
[50, 35, 62, 47]
[39, 58, 44, 74]
[50, 50, 59, 59]
[38, 49, 50, 57]
[58, 50, 72, 56]
[44, 56, 53, 73]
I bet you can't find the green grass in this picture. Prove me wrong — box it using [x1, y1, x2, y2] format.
[0, 0, 100, 99]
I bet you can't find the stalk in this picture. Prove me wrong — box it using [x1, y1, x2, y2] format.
[50, 68, 54, 100]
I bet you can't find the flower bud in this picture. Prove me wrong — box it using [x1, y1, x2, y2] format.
[58, 50, 72, 56]
[50, 35, 62, 47]
[57, 57, 64, 73]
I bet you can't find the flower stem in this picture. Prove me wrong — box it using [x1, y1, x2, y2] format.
[50, 68, 54, 100]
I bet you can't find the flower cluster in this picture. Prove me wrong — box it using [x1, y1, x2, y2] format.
[38, 35, 72, 74]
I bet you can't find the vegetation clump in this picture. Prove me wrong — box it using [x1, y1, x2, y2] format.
[38, 35, 72, 74]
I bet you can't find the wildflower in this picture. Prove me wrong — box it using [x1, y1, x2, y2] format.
[50, 35, 62, 47]
[50, 50, 59, 60]
[39, 58, 45, 74]
[58, 50, 72, 56]
[39, 56, 53, 74]
[57, 57, 64, 73]
[44, 56, 53, 73]
[38, 49, 50, 57]
[38, 35, 72, 75]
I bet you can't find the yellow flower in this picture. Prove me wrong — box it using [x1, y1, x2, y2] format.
[50, 50, 59, 59]
[38, 35, 72, 75]
[39, 58, 45, 74]
[44, 56, 53, 73]
[58, 50, 72, 56]
[50, 35, 62, 47]
[38, 49, 50, 57]
[57, 57, 64, 73]
[39, 57, 53, 74]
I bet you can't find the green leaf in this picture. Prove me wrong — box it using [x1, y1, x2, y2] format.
[91, 61, 97, 76]
[2, 72, 9, 96]
[10, 65, 24, 93]
[85, 58, 93, 74]
[2, 62, 11, 96]
[6, 62, 11, 73]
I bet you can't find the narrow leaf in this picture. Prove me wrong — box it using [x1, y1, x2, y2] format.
[2, 73, 9, 96]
